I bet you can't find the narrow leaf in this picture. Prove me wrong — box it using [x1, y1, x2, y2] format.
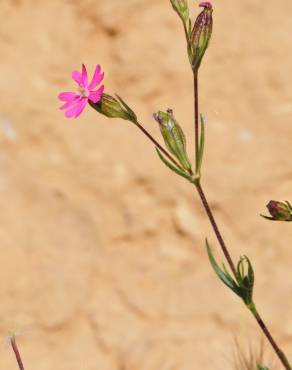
[206, 239, 241, 296]
[115, 94, 137, 122]
[188, 19, 192, 37]
[196, 113, 205, 174]
[260, 214, 277, 221]
[156, 148, 192, 182]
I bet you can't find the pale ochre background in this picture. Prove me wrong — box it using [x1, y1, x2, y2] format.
[1, 0, 292, 369]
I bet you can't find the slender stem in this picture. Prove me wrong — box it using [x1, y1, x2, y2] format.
[194, 72, 199, 173]
[250, 304, 292, 370]
[193, 66, 291, 370]
[89, 99, 194, 175]
[134, 120, 193, 176]
[10, 336, 25, 370]
[193, 71, 236, 274]
[195, 181, 237, 276]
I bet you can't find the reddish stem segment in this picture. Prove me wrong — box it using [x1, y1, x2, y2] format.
[195, 181, 237, 276]
[193, 70, 291, 370]
[194, 73, 199, 171]
[10, 336, 25, 370]
[252, 306, 292, 370]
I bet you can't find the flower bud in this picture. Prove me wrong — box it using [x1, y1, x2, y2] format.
[190, 2, 213, 71]
[236, 256, 254, 305]
[153, 109, 191, 171]
[90, 93, 136, 122]
[170, 0, 189, 23]
[266, 200, 292, 221]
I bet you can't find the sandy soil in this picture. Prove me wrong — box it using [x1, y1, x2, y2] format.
[0, 0, 292, 369]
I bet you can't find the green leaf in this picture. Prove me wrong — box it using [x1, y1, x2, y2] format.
[188, 19, 192, 37]
[257, 364, 269, 370]
[156, 148, 193, 182]
[196, 113, 205, 175]
[206, 239, 242, 297]
[222, 263, 236, 283]
[260, 214, 277, 221]
[246, 257, 254, 287]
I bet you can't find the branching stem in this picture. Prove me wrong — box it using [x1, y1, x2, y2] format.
[193, 71, 292, 370]
[134, 120, 193, 176]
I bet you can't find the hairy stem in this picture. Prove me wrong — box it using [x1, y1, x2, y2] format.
[193, 68, 291, 370]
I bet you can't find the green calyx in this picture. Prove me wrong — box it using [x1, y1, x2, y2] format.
[154, 109, 192, 172]
[170, 0, 189, 24]
[90, 93, 137, 123]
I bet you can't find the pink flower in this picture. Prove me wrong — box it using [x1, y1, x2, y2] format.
[58, 64, 104, 119]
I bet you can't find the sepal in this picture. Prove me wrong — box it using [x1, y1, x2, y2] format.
[90, 93, 137, 123]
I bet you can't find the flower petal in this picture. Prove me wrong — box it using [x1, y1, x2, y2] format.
[74, 98, 88, 118]
[81, 64, 88, 87]
[88, 65, 104, 90]
[58, 91, 79, 102]
[65, 98, 88, 118]
[59, 96, 81, 110]
[72, 71, 82, 85]
[88, 85, 104, 103]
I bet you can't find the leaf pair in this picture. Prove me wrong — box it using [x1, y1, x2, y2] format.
[206, 240, 254, 306]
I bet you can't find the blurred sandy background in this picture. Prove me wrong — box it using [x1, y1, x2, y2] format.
[1, 0, 292, 369]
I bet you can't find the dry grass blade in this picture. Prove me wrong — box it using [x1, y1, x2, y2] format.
[232, 338, 272, 370]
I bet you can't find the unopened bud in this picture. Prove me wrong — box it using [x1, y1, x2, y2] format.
[266, 200, 292, 221]
[90, 94, 136, 122]
[190, 2, 213, 71]
[170, 0, 189, 23]
[153, 109, 191, 171]
[236, 256, 254, 306]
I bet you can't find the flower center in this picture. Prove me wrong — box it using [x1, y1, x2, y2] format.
[78, 85, 89, 98]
